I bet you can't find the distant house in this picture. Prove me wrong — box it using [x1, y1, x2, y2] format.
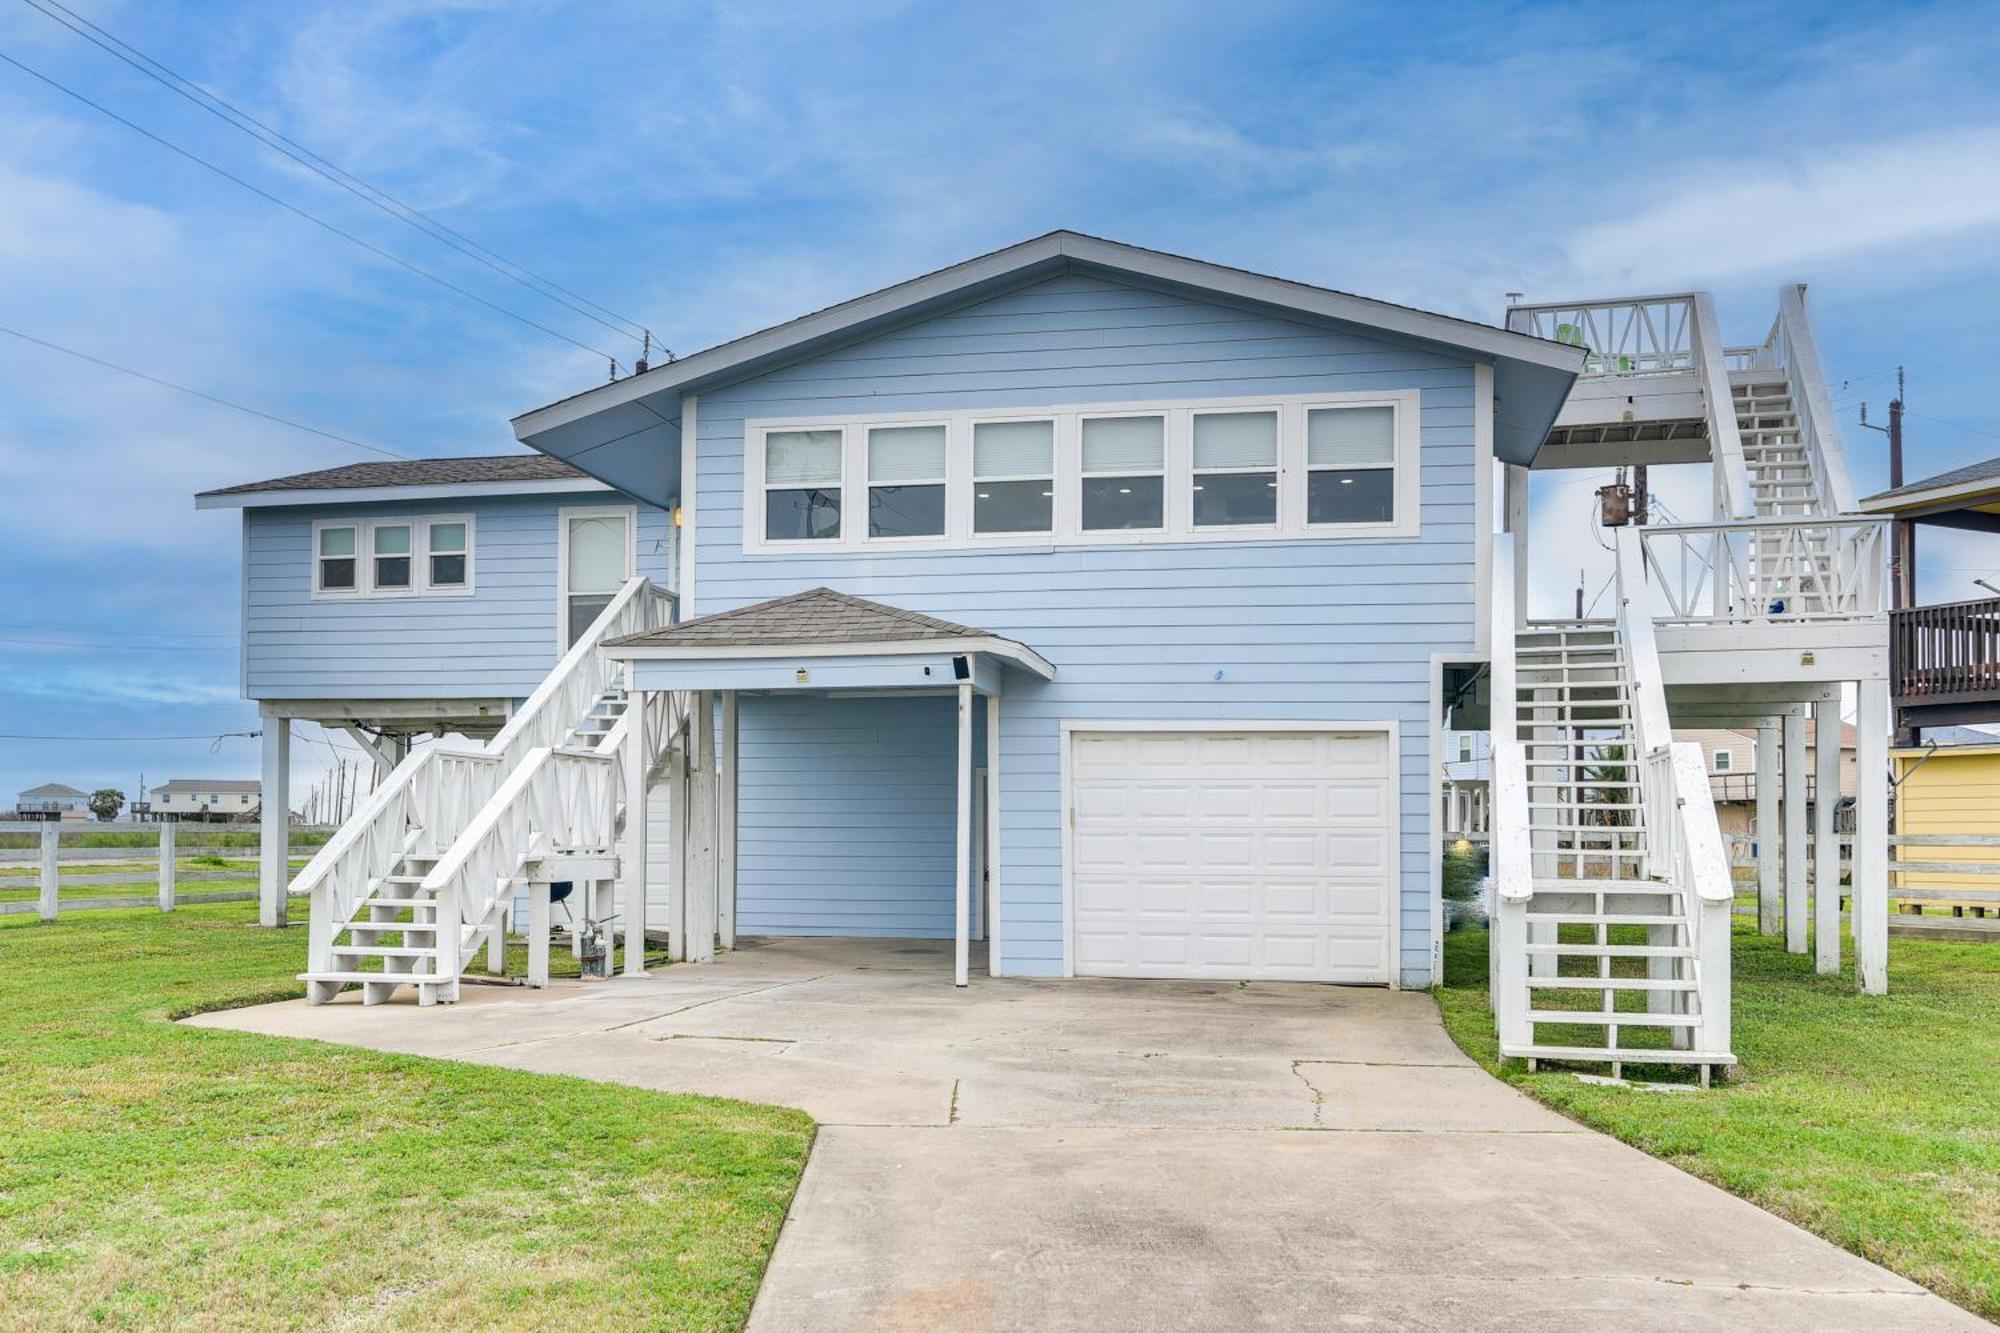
[1891, 728, 2000, 930]
[1680, 723, 1857, 838]
[151, 779, 261, 823]
[15, 783, 88, 820]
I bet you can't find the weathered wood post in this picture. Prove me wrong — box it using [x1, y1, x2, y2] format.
[158, 822, 177, 912]
[39, 824, 59, 921]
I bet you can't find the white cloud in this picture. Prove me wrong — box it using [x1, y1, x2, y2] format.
[1564, 127, 2000, 292]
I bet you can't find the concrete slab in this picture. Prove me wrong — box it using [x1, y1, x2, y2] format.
[190, 936, 1987, 1331]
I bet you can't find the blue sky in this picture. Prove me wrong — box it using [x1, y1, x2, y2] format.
[3, 0, 1999, 804]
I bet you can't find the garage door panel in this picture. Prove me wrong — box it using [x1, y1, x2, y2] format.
[1070, 728, 1393, 984]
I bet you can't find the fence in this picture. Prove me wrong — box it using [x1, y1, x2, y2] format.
[0, 821, 327, 919]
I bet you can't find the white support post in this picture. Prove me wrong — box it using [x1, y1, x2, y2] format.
[527, 880, 552, 988]
[954, 681, 973, 989]
[667, 738, 689, 963]
[258, 717, 291, 928]
[1504, 464, 1530, 621]
[158, 821, 176, 912]
[624, 686, 651, 976]
[1813, 695, 1842, 974]
[38, 824, 58, 921]
[718, 691, 738, 952]
[1783, 711, 1808, 954]
[986, 691, 1003, 978]
[1755, 718, 1780, 935]
[686, 692, 718, 964]
[1854, 679, 1890, 995]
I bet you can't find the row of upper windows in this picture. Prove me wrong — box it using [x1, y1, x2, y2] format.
[742, 393, 1422, 552]
[312, 516, 472, 598]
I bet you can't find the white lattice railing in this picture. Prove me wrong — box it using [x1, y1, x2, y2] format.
[1637, 517, 1888, 625]
[1616, 526, 1733, 1054]
[295, 743, 503, 970]
[420, 746, 621, 983]
[294, 576, 676, 978]
[1508, 293, 1752, 517]
[489, 578, 678, 773]
[1506, 295, 1695, 377]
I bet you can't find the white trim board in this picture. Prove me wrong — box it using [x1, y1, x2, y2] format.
[605, 634, 1057, 681]
[1056, 718, 1402, 984]
[742, 390, 1424, 556]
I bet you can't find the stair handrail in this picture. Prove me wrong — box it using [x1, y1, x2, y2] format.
[487, 576, 678, 773]
[1774, 283, 1859, 516]
[419, 744, 621, 966]
[1690, 292, 1757, 521]
[1615, 525, 1734, 1054]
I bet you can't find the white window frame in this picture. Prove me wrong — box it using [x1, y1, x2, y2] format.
[760, 427, 847, 544]
[1189, 406, 1282, 533]
[1301, 402, 1410, 532]
[310, 514, 476, 601]
[969, 415, 1058, 539]
[311, 520, 362, 598]
[556, 504, 637, 652]
[1078, 411, 1168, 534]
[420, 516, 476, 596]
[1713, 750, 1733, 772]
[865, 421, 951, 542]
[742, 389, 1422, 554]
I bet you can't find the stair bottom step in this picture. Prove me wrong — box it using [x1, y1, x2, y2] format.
[1502, 1044, 1737, 1066]
[1526, 1010, 1698, 1028]
[299, 970, 447, 985]
[1527, 976, 1695, 991]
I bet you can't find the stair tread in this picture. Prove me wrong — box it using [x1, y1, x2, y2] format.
[1503, 1043, 1736, 1064]
[298, 970, 450, 985]
[1526, 1010, 1699, 1027]
[331, 946, 437, 957]
[1522, 913, 1684, 925]
[1524, 943, 1692, 956]
[1527, 976, 1694, 990]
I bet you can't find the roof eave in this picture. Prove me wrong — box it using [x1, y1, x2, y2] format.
[602, 634, 1057, 681]
[194, 476, 614, 510]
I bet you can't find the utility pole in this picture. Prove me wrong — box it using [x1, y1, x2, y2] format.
[1631, 463, 1649, 525]
[1861, 368, 1908, 606]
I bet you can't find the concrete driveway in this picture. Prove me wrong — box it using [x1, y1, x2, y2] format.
[191, 938, 1987, 1331]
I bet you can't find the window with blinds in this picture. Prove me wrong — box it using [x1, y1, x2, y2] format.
[745, 393, 1415, 550]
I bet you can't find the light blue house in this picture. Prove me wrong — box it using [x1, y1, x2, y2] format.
[199, 231, 1906, 1081]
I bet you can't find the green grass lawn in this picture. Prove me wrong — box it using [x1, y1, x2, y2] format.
[0, 903, 813, 1330]
[1439, 921, 2000, 1319]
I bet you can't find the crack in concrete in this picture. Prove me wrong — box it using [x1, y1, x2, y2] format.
[948, 1078, 961, 1125]
[454, 970, 839, 1053]
[1289, 1060, 1326, 1127]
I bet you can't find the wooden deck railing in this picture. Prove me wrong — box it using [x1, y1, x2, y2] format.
[1891, 596, 2000, 710]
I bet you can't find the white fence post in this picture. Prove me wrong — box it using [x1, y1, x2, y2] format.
[39, 825, 59, 921]
[158, 822, 177, 912]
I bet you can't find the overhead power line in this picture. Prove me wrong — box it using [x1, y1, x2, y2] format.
[0, 730, 260, 742]
[0, 321, 412, 460]
[0, 47, 626, 368]
[18, 0, 657, 352]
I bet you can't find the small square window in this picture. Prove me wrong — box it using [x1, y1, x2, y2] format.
[973, 420, 1055, 534]
[1713, 751, 1733, 772]
[1306, 406, 1396, 525]
[1192, 411, 1278, 527]
[765, 429, 843, 540]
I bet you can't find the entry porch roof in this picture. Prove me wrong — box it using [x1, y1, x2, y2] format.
[600, 587, 1054, 694]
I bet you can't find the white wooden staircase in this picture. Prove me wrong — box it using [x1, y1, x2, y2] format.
[1490, 535, 1737, 1081]
[293, 578, 680, 1005]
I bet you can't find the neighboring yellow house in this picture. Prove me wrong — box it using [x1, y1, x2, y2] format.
[1891, 735, 2000, 921]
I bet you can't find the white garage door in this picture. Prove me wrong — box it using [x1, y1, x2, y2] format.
[1068, 729, 1395, 983]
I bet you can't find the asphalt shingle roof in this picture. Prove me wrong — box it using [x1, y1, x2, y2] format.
[19, 783, 85, 798]
[154, 779, 261, 795]
[1863, 454, 2000, 505]
[198, 454, 584, 498]
[606, 587, 992, 651]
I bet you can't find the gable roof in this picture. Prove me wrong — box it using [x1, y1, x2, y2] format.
[195, 454, 609, 510]
[153, 778, 261, 795]
[607, 587, 990, 650]
[19, 783, 85, 798]
[513, 230, 1586, 505]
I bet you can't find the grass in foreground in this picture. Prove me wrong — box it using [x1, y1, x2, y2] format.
[1439, 921, 2000, 1319]
[0, 903, 812, 1330]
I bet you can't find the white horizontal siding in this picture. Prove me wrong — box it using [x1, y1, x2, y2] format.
[694, 271, 1476, 985]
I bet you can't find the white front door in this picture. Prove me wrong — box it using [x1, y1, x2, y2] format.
[1068, 728, 1395, 983]
[560, 507, 634, 648]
